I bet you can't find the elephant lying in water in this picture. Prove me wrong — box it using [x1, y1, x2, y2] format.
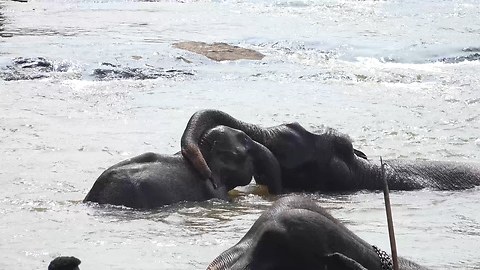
[207, 196, 429, 270]
[84, 126, 282, 209]
[181, 109, 480, 192]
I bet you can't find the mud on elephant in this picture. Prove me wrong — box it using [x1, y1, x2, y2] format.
[181, 109, 480, 192]
[207, 196, 429, 270]
[84, 126, 282, 209]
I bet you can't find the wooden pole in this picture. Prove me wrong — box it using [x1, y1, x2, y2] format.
[380, 157, 399, 270]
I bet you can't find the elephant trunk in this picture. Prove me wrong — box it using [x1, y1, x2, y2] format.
[181, 109, 268, 180]
[206, 240, 253, 270]
[352, 158, 387, 190]
[354, 158, 480, 191]
[249, 140, 283, 194]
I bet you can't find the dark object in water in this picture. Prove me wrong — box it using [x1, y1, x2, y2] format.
[12, 57, 54, 71]
[0, 57, 193, 81]
[439, 53, 480, 63]
[48, 256, 81, 270]
[92, 62, 194, 81]
[0, 57, 72, 81]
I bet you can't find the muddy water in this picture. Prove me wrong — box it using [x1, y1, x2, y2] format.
[1, 0, 480, 269]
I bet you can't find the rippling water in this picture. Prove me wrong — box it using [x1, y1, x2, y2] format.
[1, 0, 479, 269]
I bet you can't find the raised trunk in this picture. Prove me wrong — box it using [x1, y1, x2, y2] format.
[181, 110, 270, 180]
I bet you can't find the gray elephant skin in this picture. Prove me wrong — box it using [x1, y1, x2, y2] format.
[207, 196, 429, 270]
[84, 126, 282, 209]
[181, 109, 480, 192]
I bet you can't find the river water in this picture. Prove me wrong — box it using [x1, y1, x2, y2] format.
[1, 0, 480, 269]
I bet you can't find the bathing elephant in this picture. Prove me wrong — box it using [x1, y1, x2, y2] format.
[207, 196, 429, 270]
[84, 126, 282, 209]
[181, 109, 480, 192]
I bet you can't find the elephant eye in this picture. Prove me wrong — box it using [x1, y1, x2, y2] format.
[218, 150, 237, 159]
[235, 133, 248, 144]
[217, 150, 245, 162]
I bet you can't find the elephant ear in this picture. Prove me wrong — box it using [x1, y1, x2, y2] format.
[249, 140, 283, 195]
[322, 253, 368, 270]
[181, 109, 259, 181]
[354, 149, 368, 160]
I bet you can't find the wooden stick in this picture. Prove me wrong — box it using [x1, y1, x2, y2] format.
[380, 157, 399, 270]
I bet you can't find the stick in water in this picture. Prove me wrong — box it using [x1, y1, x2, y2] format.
[380, 157, 399, 270]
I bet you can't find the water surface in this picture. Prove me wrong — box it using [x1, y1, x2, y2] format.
[1, 0, 479, 269]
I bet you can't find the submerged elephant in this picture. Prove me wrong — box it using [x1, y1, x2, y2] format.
[48, 256, 81, 270]
[181, 109, 480, 192]
[84, 126, 282, 209]
[207, 196, 429, 270]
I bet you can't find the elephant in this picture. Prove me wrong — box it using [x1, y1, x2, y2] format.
[84, 126, 282, 209]
[48, 256, 81, 270]
[181, 109, 480, 192]
[207, 196, 429, 270]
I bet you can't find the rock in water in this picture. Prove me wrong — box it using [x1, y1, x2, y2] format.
[173, 41, 265, 61]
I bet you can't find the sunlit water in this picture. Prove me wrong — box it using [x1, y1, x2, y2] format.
[1, 0, 479, 269]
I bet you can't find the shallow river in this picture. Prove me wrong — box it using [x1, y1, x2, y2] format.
[1, 0, 480, 269]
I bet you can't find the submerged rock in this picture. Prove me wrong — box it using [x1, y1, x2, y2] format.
[173, 41, 265, 61]
[12, 57, 54, 71]
[0, 57, 194, 81]
[0, 57, 73, 81]
[92, 62, 194, 81]
[438, 53, 480, 64]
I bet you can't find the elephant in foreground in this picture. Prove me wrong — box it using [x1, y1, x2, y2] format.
[181, 109, 480, 192]
[207, 196, 429, 270]
[84, 126, 282, 209]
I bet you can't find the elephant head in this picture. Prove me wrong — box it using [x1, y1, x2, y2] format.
[207, 196, 429, 270]
[181, 109, 368, 192]
[198, 125, 283, 194]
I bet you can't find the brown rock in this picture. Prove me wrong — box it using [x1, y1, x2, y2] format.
[173, 41, 265, 62]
